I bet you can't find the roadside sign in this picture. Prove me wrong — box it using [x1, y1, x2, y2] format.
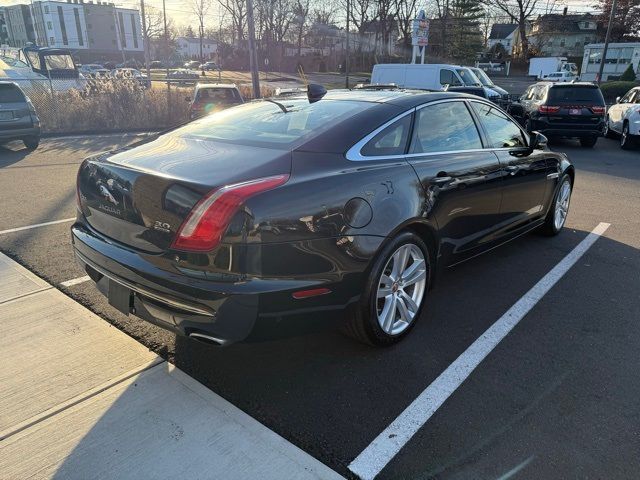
[411, 10, 429, 47]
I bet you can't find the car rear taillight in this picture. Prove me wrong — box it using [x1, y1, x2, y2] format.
[590, 106, 605, 115]
[539, 105, 561, 114]
[171, 174, 289, 252]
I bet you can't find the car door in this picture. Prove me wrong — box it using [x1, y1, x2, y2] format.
[612, 89, 637, 132]
[469, 101, 550, 232]
[406, 100, 504, 261]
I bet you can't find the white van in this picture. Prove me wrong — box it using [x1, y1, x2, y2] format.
[370, 63, 502, 99]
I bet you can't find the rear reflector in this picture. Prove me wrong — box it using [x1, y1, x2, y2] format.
[539, 105, 561, 114]
[292, 288, 332, 299]
[171, 174, 289, 252]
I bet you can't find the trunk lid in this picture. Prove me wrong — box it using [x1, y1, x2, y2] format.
[78, 134, 291, 253]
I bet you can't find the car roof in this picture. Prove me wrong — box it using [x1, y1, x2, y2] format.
[536, 81, 597, 87]
[277, 89, 484, 109]
[196, 83, 237, 89]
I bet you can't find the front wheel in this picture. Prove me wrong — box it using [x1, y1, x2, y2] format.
[603, 117, 615, 138]
[344, 231, 431, 346]
[540, 174, 572, 236]
[620, 123, 636, 150]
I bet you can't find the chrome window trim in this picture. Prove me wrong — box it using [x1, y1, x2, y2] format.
[345, 98, 530, 162]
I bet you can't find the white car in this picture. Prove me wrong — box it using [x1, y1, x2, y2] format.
[604, 86, 640, 149]
[543, 71, 579, 82]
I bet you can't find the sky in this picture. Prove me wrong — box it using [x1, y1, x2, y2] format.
[0, 0, 598, 30]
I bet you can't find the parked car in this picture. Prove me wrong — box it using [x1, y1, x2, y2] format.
[79, 64, 110, 78]
[542, 71, 579, 82]
[469, 67, 509, 101]
[111, 68, 149, 87]
[167, 69, 200, 85]
[188, 83, 243, 119]
[0, 81, 41, 150]
[73, 87, 574, 347]
[508, 82, 605, 147]
[371, 63, 504, 100]
[184, 60, 201, 69]
[150, 60, 164, 69]
[603, 86, 640, 149]
[199, 61, 219, 71]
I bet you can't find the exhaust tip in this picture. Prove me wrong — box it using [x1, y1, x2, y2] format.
[188, 331, 229, 346]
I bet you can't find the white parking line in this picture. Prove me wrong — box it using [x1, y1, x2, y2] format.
[348, 222, 611, 480]
[0, 218, 75, 235]
[60, 276, 91, 288]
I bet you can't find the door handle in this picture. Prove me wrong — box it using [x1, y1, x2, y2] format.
[432, 176, 453, 185]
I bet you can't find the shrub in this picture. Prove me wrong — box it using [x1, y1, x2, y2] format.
[28, 79, 190, 134]
[600, 81, 639, 103]
[620, 64, 637, 82]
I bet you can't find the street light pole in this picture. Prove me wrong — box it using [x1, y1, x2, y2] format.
[140, 0, 150, 81]
[345, 0, 350, 89]
[597, 0, 617, 85]
[162, 0, 170, 91]
[246, 0, 261, 98]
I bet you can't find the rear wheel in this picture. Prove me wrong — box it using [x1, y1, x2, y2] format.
[620, 122, 636, 150]
[540, 174, 572, 236]
[344, 231, 431, 346]
[23, 137, 39, 150]
[579, 136, 597, 148]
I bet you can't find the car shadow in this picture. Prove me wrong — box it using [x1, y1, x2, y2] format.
[44, 228, 638, 478]
[0, 143, 30, 167]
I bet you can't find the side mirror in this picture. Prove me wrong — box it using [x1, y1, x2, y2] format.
[307, 83, 327, 103]
[616, 96, 621, 104]
[530, 131, 548, 150]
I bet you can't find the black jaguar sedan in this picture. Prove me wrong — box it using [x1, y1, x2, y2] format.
[72, 87, 574, 346]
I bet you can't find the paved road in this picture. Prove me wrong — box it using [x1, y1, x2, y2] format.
[0, 134, 638, 479]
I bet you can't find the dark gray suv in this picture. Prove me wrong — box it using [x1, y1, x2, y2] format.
[0, 82, 41, 150]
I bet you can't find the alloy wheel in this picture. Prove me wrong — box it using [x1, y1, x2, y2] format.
[376, 244, 427, 335]
[554, 179, 571, 231]
[621, 124, 629, 148]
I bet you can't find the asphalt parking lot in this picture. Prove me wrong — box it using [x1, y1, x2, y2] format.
[1, 133, 639, 479]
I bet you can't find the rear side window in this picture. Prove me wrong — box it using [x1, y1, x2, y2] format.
[471, 102, 527, 149]
[0, 84, 25, 103]
[410, 101, 482, 153]
[361, 114, 412, 157]
[548, 86, 604, 104]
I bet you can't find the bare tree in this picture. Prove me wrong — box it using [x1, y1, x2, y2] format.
[292, 0, 310, 57]
[219, 0, 248, 43]
[394, 0, 419, 49]
[481, 0, 556, 59]
[143, 5, 166, 39]
[191, 0, 212, 62]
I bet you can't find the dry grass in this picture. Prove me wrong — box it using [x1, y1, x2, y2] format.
[30, 79, 190, 134]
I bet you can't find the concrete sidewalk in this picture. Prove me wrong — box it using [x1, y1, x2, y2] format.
[0, 252, 343, 480]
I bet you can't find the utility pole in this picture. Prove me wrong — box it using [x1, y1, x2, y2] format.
[345, 0, 350, 89]
[597, 0, 617, 85]
[162, 0, 170, 91]
[246, 0, 261, 98]
[140, 0, 150, 81]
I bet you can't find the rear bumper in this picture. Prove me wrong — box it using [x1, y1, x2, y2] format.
[531, 117, 604, 138]
[71, 222, 367, 344]
[0, 125, 40, 141]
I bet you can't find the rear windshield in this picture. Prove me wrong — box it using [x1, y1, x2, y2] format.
[0, 84, 25, 103]
[548, 86, 604, 104]
[175, 99, 369, 148]
[195, 88, 239, 102]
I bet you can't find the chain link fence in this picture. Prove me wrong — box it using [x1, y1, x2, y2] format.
[6, 76, 274, 134]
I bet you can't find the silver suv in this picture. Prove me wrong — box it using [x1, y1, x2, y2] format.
[0, 82, 41, 150]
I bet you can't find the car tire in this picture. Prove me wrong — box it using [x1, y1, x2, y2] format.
[579, 136, 597, 148]
[603, 117, 615, 138]
[620, 122, 635, 150]
[344, 231, 432, 346]
[23, 137, 39, 150]
[540, 174, 572, 236]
